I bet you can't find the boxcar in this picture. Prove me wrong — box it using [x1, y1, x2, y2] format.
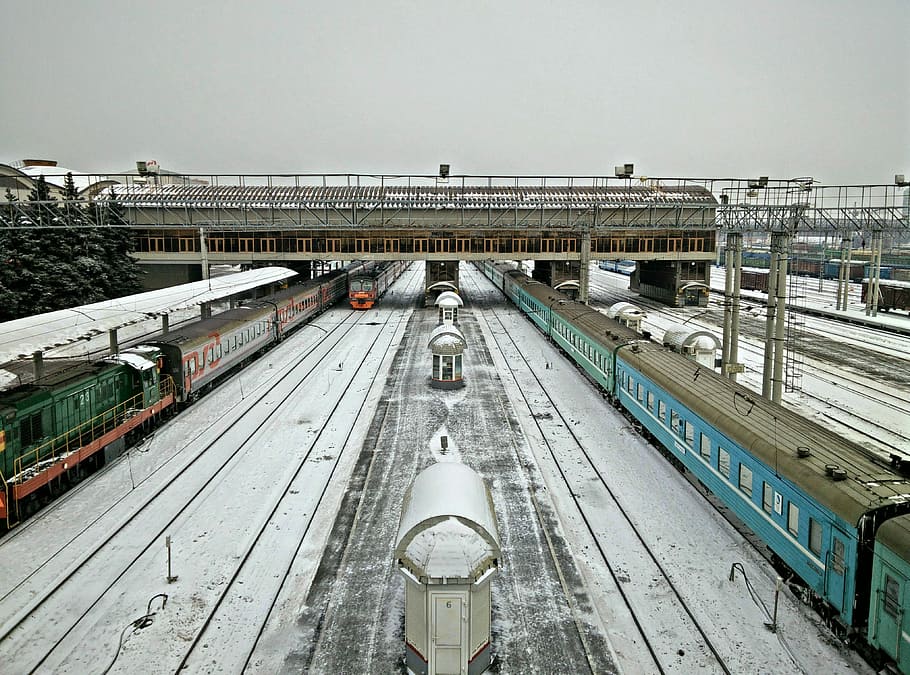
[862, 279, 910, 313]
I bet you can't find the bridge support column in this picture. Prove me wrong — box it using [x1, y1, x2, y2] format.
[762, 231, 790, 403]
[722, 233, 743, 382]
[579, 229, 591, 304]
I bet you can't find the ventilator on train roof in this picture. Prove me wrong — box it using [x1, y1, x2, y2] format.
[428, 325, 466, 389]
[394, 462, 501, 675]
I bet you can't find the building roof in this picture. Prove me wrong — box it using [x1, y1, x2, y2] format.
[0, 267, 297, 366]
[394, 462, 500, 582]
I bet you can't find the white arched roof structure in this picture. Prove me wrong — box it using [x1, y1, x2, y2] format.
[394, 462, 500, 583]
[435, 291, 463, 308]
[663, 326, 721, 353]
[428, 325, 466, 355]
[607, 301, 646, 323]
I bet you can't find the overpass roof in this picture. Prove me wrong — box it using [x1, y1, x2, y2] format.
[98, 183, 718, 209]
[0, 267, 296, 366]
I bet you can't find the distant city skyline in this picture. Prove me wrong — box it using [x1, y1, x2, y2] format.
[2, 1, 908, 185]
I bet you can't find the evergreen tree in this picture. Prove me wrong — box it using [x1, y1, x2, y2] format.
[91, 187, 144, 299]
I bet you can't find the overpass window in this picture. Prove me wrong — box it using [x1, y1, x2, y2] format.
[261, 238, 276, 253]
[455, 238, 470, 253]
[238, 238, 254, 253]
[483, 238, 499, 253]
[560, 238, 577, 253]
[609, 238, 626, 253]
[178, 237, 196, 252]
[787, 503, 799, 536]
[541, 238, 556, 253]
[686, 235, 706, 252]
[384, 238, 400, 253]
[296, 238, 313, 253]
[434, 238, 451, 253]
[326, 238, 341, 253]
[415, 238, 430, 253]
[209, 237, 225, 253]
[148, 236, 165, 252]
[512, 238, 527, 254]
[667, 237, 682, 253]
[355, 238, 369, 253]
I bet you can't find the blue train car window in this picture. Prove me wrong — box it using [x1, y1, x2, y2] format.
[646, 391, 654, 412]
[628, 376, 634, 393]
[738, 464, 753, 497]
[719, 448, 731, 478]
[670, 411, 680, 433]
[809, 518, 822, 556]
[788, 503, 800, 536]
[832, 539, 845, 574]
[884, 576, 900, 617]
[636, 383, 644, 403]
[699, 434, 710, 461]
[684, 421, 694, 445]
[658, 400, 666, 422]
[762, 482, 773, 513]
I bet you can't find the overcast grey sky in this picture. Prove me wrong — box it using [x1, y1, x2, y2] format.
[2, 0, 908, 184]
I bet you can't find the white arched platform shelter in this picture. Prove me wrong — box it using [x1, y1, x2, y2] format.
[435, 291, 463, 324]
[394, 462, 501, 675]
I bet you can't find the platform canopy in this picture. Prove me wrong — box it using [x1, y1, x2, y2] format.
[0, 267, 296, 364]
[395, 462, 500, 583]
[434, 291, 463, 308]
[428, 325, 466, 355]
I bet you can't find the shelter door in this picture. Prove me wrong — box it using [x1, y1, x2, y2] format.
[825, 530, 849, 616]
[430, 592, 467, 675]
[874, 565, 904, 659]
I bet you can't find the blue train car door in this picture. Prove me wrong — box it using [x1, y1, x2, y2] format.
[826, 530, 850, 618]
[872, 563, 905, 663]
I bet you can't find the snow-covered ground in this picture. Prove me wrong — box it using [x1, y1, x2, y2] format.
[0, 262, 889, 674]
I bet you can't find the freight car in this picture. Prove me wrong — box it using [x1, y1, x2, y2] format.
[477, 259, 910, 673]
[740, 270, 770, 293]
[0, 262, 365, 529]
[862, 279, 910, 314]
[348, 260, 408, 309]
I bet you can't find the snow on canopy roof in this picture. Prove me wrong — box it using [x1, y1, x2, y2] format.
[0, 267, 297, 364]
[663, 326, 721, 352]
[428, 325, 466, 354]
[395, 462, 500, 581]
[435, 291, 463, 307]
[18, 165, 98, 192]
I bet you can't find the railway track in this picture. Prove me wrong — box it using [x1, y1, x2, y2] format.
[0, 290, 415, 672]
[588, 272, 910, 458]
[463, 269, 733, 674]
